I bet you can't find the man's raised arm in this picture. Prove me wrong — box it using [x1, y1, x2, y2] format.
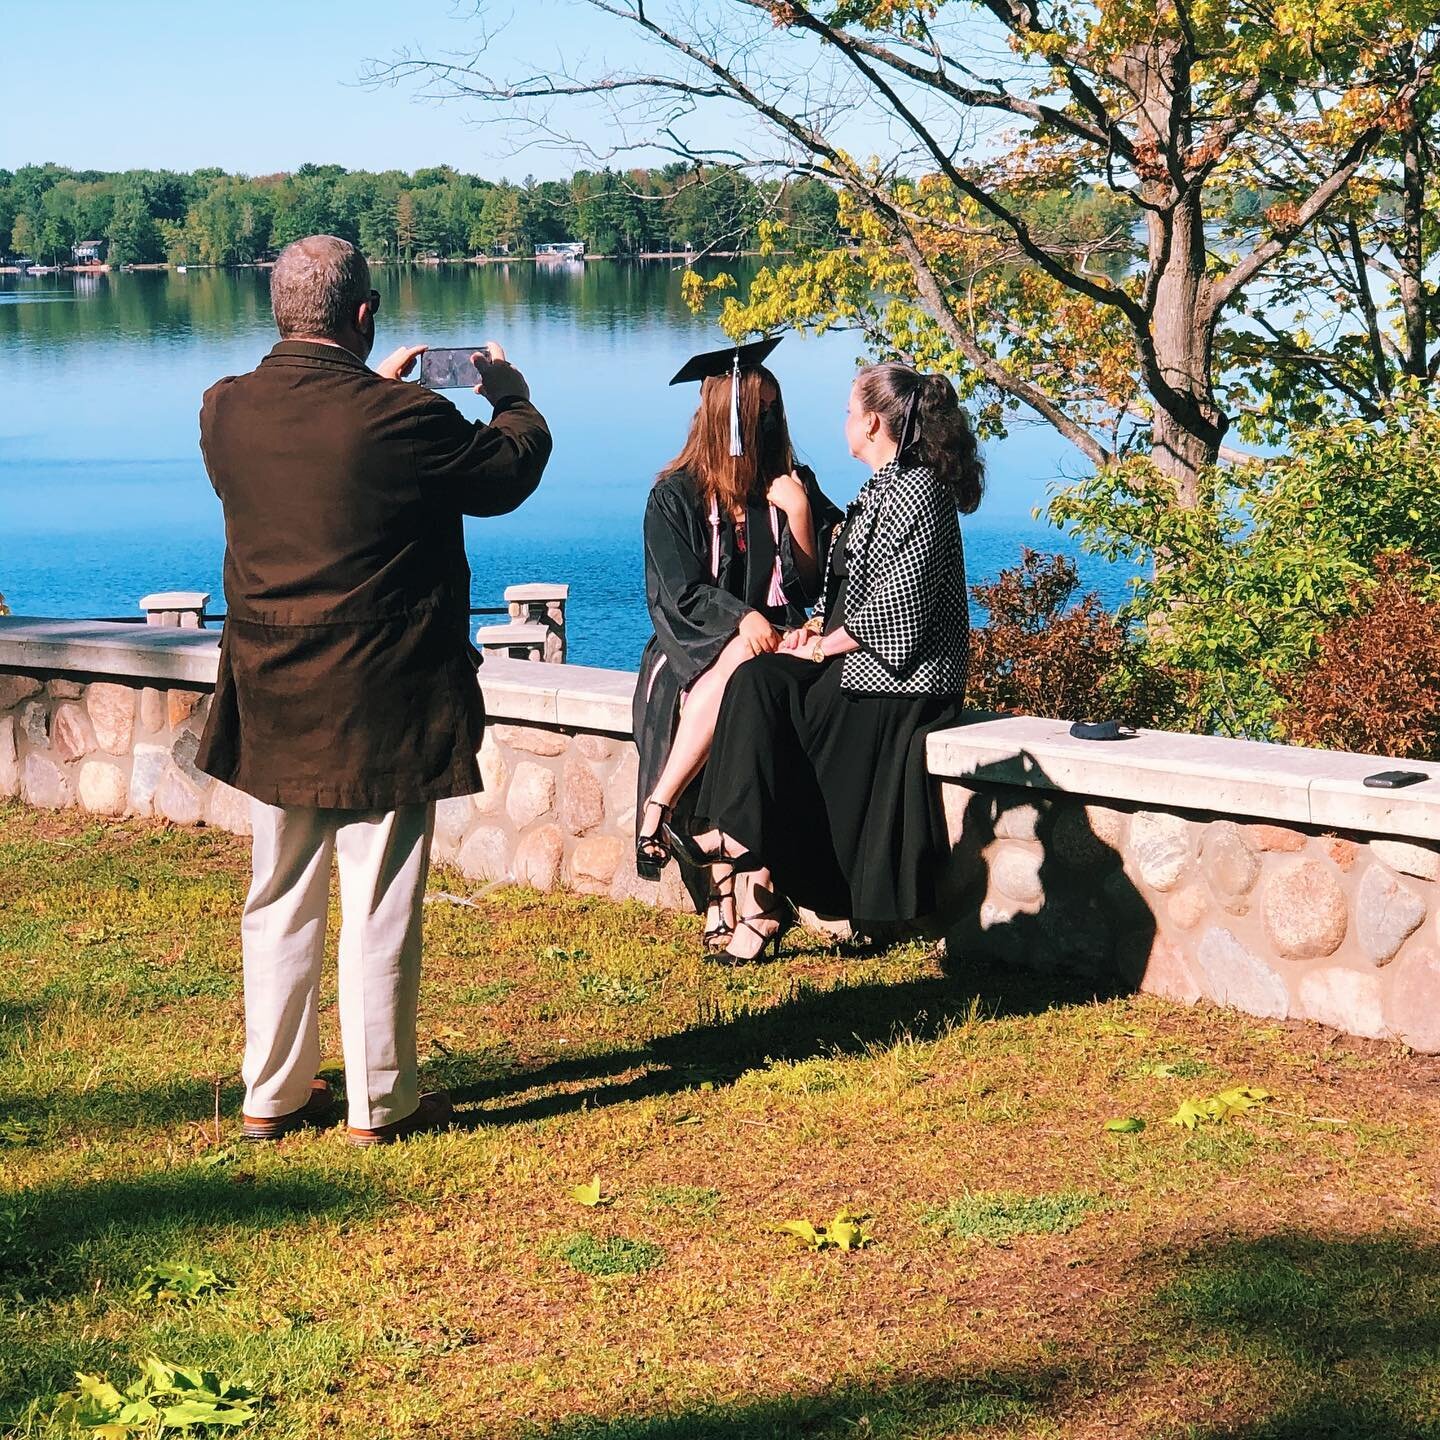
[409, 344, 552, 516]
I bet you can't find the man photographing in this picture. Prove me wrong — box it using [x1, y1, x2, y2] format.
[196, 234, 551, 1146]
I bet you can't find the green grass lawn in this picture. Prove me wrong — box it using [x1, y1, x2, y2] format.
[3, 800, 1439, 1438]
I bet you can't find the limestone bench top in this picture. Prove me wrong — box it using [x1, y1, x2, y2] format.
[2, 617, 1435, 842]
[0, 618, 639, 732]
[0, 617, 224, 685]
[928, 716, 1440, 843]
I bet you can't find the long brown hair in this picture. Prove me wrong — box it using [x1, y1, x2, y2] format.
[659, 364, 796, 513]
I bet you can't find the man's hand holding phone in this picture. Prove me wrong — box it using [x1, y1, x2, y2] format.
[376, 344, 427, 381]
[471, 342, 529, 405]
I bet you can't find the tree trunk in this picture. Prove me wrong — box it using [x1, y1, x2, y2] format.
[1148, 195, 1222, 507]
[1126, 32, 1226, 507]
[1399, 87, 1428, 377]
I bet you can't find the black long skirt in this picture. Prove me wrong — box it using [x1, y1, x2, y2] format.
[694, 654, 962, 925]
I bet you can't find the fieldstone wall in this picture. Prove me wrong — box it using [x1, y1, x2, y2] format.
[939, 786, 1440, 1053]
[0, 672, 675, 911]
[0, 672, 251, 833]
[4, 658, 1439, 1053]
[430, 721, 684, 909]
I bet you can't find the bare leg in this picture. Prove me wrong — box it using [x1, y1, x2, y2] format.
[647, 634, 757, 813]
[639, 634, 755, 943]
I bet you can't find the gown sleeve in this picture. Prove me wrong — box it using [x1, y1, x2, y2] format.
[644, 481, 752, 687]
[777, 464, 844, 609]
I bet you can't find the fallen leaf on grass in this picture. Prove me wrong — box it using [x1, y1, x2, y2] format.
[1104, 1116, 1146, 1134]
[133, 1261, 233, 1307]
[1208, 1086, 1272, 1120]
[1169, 1086, 1272, 1129]
[1169, 1099, 1209, 1130]
[779, 1207, 875, 1252]
[53, 1356, 257, 1434]
[571, 1175, 613, 1208]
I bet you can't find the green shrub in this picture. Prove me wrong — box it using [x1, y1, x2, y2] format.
[1049, 385, 1440, 738]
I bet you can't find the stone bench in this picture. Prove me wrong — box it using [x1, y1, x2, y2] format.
[474, 620, 552, 661]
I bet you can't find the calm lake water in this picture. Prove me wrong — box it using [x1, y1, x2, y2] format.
[0, 263, 1126, 669]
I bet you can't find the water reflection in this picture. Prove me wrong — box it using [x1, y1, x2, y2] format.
[0, 264, 1122, 667]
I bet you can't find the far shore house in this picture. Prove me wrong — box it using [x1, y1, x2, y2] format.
[535, 241, 585, 260]
[71, 239, 106, 265]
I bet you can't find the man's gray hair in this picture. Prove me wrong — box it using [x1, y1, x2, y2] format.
[270, 235, 370, 340]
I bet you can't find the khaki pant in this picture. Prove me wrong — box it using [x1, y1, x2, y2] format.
[241, 800, 435, 1130]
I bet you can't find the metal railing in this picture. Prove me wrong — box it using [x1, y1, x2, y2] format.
[83, 605, 512, 626]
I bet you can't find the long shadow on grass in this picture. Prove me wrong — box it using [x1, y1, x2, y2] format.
[456, 756, 1148, 1128]
[0, 1163, 389, 1303]
[2, 1075, 250, 1134]
[519, 1233, 1440, 1440]
[452, 956, 1128, 1127]
[1154, 1231, 1440, 1439]
[529, 1366, 1063, 1440]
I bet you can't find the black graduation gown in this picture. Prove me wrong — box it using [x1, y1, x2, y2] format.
[632, 464, 842, 906]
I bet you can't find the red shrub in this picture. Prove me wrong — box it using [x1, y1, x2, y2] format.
[968, 549, 1177, 726]
[1278, 553, 1440, 760]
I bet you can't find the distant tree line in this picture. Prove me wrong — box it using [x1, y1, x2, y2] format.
[0, 161, 1141, 268]
[0, 162, 843, 266]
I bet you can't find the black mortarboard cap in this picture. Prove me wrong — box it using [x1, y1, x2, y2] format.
[669, 336, 782, 456]
[668, 335, 782, 386]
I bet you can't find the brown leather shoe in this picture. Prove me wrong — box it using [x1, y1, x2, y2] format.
[241, 1078, 337, 1142]
[347, 1090, 454, 1148]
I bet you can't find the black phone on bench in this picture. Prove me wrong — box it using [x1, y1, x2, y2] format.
[1363, 770, 1430, 789]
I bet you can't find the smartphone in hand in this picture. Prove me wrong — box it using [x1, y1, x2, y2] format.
[418, 348, 487, 389]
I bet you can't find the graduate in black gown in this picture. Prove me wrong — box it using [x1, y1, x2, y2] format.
[692, 362, 983, 961]
[632, 338, 842, 950]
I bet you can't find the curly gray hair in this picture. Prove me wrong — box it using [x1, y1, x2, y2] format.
[270, 235, 370, 340]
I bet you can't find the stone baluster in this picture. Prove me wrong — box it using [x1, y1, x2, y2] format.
[139, 591, 212, 630]
[504, 583, 569, 664]
[475, 583, 570, 663]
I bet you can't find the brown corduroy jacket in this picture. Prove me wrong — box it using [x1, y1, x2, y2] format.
[196, 340, 552, 809]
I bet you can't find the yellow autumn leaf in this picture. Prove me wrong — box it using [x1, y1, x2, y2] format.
[779, 1219, 824, 1249]
[1206, 1086, 1272, 1122]
[779, 1209, 874, 1252]
[829, 1210, 874, 1251]
[570, 1175, 612, 1208]
[1170, 1086, 1273, 1128]
[1168, 1099, 1209, 1130]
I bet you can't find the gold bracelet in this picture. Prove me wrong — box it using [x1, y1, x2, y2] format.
[811, 637, 827, 664]
[802, 615, 824, 636]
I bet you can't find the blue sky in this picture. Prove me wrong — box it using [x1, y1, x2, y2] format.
[2, 1, 1000, 181]
[1, 2, 674, 179]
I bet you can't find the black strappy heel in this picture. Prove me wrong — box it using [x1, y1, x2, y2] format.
[636, 798, 673, 881]
[724, 887, 795, 963]
[661, 819, 718, 870]
[703, 869, 737, 954]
